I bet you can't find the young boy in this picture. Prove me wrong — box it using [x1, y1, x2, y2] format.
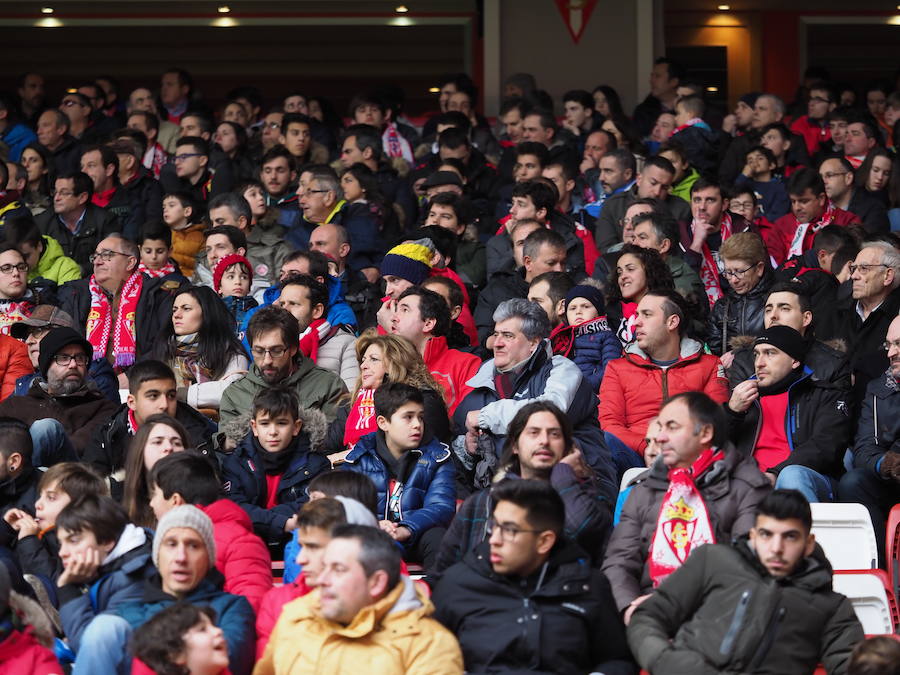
[736, 145, 791, 221]
[162, 191, 205, 278]
[138, 222, 177, 277]
[341, 382, 455, 569]
[56, 495, 155, 664]
[4, 462, 108, 582]
[213, 253, 258, 335]
[149, 451, 272, 612]
[221, 387, 331, 548]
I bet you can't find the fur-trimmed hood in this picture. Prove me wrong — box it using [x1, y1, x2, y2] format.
[218, 406, 329, 452]
[729, 333, 848, 354]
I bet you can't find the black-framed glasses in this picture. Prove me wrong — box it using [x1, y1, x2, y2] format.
[89, 250, 131, 263]
[485, 518, 542, 542]
[250, 346, 288, 359]
[848, 263, 890, 275]
[0, 263, 28, 275]
[52, 353, 89, 366]
[173, 153, 203, 162]
[722, 263, 759, 278]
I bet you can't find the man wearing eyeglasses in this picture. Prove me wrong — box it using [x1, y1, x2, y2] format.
[789, 81, 836, 157]
[59, 92, 94, 141]
[0, 244, 37, 337]
[839, 314, 900, 558]
[34, 171, 120, 276]
[158, 136, 233, 206]
[433, 479, 633, 674]
[818, 157, 889, 234]
[0, 327, 118, 467]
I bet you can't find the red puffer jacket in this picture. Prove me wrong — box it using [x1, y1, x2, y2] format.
[0, 333, 31, 401]
[599, 337, 729, 453]
[0, 628, 61, 675]
[197, 499, 272, 612]
[422, 335, 481, 415]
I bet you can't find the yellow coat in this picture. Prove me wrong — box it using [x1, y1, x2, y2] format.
[253, 578, 463, 675]
[170, 222, 206, 279]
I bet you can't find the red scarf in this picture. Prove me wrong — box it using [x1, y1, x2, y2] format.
[698, 212, 733, 308]
[138, 262, 176, 278]
[382, 122, 413, 162]
[87, 272, 143, 369]
[91, 186, 116, 208]
[787, 202, 837, 259]
[648, 447, 724, 586]
[298, 318, 329, 362]
[343, 388, 377, 448]
[0, 299, 33, 336]
[127, 408, 139, 435]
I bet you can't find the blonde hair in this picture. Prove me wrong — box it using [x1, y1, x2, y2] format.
[350, 329, 444, 403]
[720, 231, 767, 265]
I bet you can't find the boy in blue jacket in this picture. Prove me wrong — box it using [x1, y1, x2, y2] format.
[221, 387, 331, 549]
[341, 382, 456, 570]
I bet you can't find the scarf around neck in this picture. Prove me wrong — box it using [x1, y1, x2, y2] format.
[255, 434, 299, 475]
[87, 271, 143, 368]
[298, 318, 330, 362]
[344, 387, 377, 448]
[138, 261, 175, 278]
[648, 447, 725, 586]
[698, 212, 732, 308]
[787, 202, 837, 259]
[171, 332, 212, 387]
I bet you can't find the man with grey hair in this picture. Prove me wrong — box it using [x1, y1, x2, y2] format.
[453, 297, 617, 503]
[632, 211, 704, 305]
[833, 240, 900, 403]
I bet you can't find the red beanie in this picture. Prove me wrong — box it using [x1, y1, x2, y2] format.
[212, 254, 253, 293]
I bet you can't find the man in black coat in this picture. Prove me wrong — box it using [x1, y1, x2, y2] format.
[0, 419, 40, 548]
[433, 479, 636, 675]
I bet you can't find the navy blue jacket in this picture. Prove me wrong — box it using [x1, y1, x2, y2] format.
[221, 433, 331, 542]
[341, 432, 456, 543]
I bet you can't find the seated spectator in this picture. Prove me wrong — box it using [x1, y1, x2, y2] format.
[424, 192, 486, 288]
[234, 182, 294, 291]
[159, 136, 233, 205]
[434, 479, 633, 674]
[631, 211, 705, 311]
[153, 286, 249, 409]
[420, 275, 476, 350]
[341, 383, 454, 568]
[0, 332, 31, 401]
[5, 461, 108, 582]
[58, 234, 186, 369]
[856, 147, 894, 204]
[707, 232, 774, 357]
[162, 191, 205, 279]
[136, 222, 178, 278]
[131, 603, 230, 675]
[437, 401, 612, 572]
[56, 495, 155, 671]
[599, 291, 729, 472]
[109, 135, 164, 226]
[759, 122, 805, 177]
[5, 214, 80, 290]
[257, 145, 299, 215]
[35, 171, 119, 276]
[475, 226, 567, 344]
[734, 145, 791, 221]
[670, 94, 716, 174]
[82, 360, 216, 487]
[192, 224, 246, 289]
[0, 244, 36, 335]
[848, 636, 900, 675]
[602, 392, 770, 623]
[148, 452, 271, 612]
[0, 418, 41, 548]
[628, 490, 863, 674]
[390, 286, 479, 414]
[255, 524, 462, 674]
[769, 168, 860, 265]
[601, 199, 652, 257]
[219, 306, 346, 429]
[329, 331, 450, 454]
[658, 140, 699, 204]
[727, 326, 851, 502]
[820, 157, 889, 234]
[375, 239, 435, 333]
[222, 388, 331, 546]
[839, 313, 900, 553]
[0, 327, 118, 466]
[0, 565, 61, 674]
[455, 299, 616, 502]
[790, 80, 836, 157]
[111, 506, 255, 675]
[606, 244, 675, 345]
[274, 274, 357, 390]
[78, 144, 141, 241]
[679, 178, 757, 308]
[121, 413, 190, 528]
[549, 281, 620, 392]
[527, 270, 574, 331]
[20, 142, 53, 216]
[727, 282, 852, 391]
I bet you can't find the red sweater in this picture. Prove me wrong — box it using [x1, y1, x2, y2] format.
[755, 392, 790, 471]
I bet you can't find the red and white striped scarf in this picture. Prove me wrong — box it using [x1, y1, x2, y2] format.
[138, 262, 176, 278]
[787, 202, 837, 259]
[86, 272, 143, 369]
[698, 212, 733, 307]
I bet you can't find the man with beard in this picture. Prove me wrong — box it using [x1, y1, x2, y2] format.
[218, 306, 345, 428]
[0, 327, 117, 467]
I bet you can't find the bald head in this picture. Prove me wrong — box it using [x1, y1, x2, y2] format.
[308, 223, 350, 271]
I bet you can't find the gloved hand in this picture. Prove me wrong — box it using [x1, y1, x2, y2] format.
[879, 452, 900, 481]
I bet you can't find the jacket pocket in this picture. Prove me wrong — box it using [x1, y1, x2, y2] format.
[719, 589, 752, 657]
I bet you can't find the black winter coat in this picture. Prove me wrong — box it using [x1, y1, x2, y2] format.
[851, 371, 900, 476]
[707, 268, 774, 355]
[0, 468, 40, 548]
[473, 268, 529, 344]
[35, 203, 120, 276]
[433, 540, 636, 675]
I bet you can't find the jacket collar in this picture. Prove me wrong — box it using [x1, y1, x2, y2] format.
[624, 336, 704, 365]
[467, 340, 552, 391]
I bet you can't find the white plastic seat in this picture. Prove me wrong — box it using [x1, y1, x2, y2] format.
[620, 466, 648, 492]
[832, 572, 894, 635]
[810, 502, 878, 570]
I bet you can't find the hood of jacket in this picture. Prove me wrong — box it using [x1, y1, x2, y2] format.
[623, 335, 705, 365]
[33, 235, 68, 277]
[732, 534, 835, 593]
[219, 404, 328, 449]
[199, 498, 256, 533]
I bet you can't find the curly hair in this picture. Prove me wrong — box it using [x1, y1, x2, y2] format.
[606, 243, 675, 305]
[131, 603, 218, 675]
[349, 329, 444, 403]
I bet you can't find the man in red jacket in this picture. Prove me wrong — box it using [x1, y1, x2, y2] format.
[768, 168, 860, 266]
[148, 452, 272, 613]
[599, 290, 729, 467]
[789, 81, 836, 157]
[390, 286, 480, 415]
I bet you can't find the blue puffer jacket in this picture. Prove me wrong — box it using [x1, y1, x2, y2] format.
[341, 432, 456, 544]
[115, 572, 255, 675]
[221, 432, 331, 542]
[59, 525, 155, 653]
[551, 317, 622, 393]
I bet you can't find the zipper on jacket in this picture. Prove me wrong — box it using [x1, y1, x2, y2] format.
[749, 605, 786, 669]
[661, 370, 669, 401]
[718, 590, 752, 657]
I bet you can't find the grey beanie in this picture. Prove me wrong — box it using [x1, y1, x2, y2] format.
[152, 505, 217, 567]
[335, 496, 378, 528]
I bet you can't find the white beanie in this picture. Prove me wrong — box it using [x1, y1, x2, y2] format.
[152, 505, 217, 567]
[335, 496, 378, 528]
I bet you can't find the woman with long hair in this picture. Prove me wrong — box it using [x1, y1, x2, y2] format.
[213, 121, 254, 181]
[326, 330, 450, 453]
[153, 286, 248, 409]
[606, 244, 675, 345]
[121, 414, 190, 528]
[592, 85, 625, 120]
[19, 142, 53, 216]
[855, 147, 894, 205]
[601, 113, 646, 171]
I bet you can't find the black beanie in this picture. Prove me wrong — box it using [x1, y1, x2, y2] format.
[754, 325, 808, 363]
[38, 327, 93, 378]
[565, 284, 607, 317]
